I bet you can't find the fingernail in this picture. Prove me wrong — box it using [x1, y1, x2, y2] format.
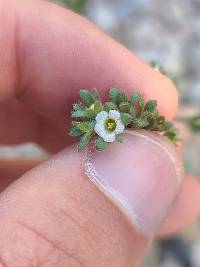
[84, 130, 183, 235]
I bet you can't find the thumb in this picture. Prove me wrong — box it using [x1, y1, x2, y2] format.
[0, 131, 183, 267]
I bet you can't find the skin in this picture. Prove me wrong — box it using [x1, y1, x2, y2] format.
[0, 0, 200, 266]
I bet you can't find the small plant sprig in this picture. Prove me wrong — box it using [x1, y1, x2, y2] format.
[69, 88, 179, 151]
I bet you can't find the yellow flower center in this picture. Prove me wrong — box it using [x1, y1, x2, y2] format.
[105, 118, 116, 132]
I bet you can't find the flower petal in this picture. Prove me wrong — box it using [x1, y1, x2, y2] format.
[103, 132, 116, 143]
[109, 110, 120, 120]
[94, 121, 106, 138]
[115, 119, 125, 134]
[95, 111, 108, 122]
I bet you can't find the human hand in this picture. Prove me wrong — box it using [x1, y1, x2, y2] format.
[0, 1, 200, 266]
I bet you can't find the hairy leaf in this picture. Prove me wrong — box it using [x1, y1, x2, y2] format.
[103, 102, 118, 112]
[164, 128, 179, 143]
[80, 90, 94, 107]
[129, 106, 136, 117]
[85, 109, 97, 119]
[72, 102, 85, 111]
[130, 93, 144, 108]
[71, 110, 87, 118]
[95, 137, 108, 151]
[132, 117, 149, 128]
[109, 88, 121, 103]
[92, 88, 100, 101]
[78, 133, 91, 151]
[69, 127, 82, 137]
[162, 122, 173, 131]
[72, 109, 97, 119]
[121, 113, 132, 126]
[157, 116, 165, 125]
[119, 92, 128, 104]
[144, 100, 157, 112]
[119, 102, 130, 112]
[72, 121, 95, 133]
[116, 134, 123, 143]
[94, 101, 102, 113]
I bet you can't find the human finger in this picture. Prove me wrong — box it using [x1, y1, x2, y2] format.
[0, 0, 178, 133]
[0, 130, 183, 266]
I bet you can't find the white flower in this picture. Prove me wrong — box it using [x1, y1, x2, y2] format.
[94, 110, 125, 142]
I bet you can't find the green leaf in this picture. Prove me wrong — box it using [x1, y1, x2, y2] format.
[162, 122, 173, 131]
[120, 113, 132, 126]
[72, 102, 85, 111]
[78, 133, 91, 151]
[119, 92, 128, 104]
[157, 116, 165, 125]
[129, 106, 136, 117]
[69, 127, 82, 137]
[144, 100, 157, 112]
[130, 93, 144, 108]
[172, 127, 179, 135]
[150, 110, 158, 120]
[146, 118, 156, 129]
[71, 109, 97, 119]
[164, 131, 177, 142]
[187, 115, 200, 132]
[92, 88, 100, 101]
[80, 90, 94, 107]
[71, 110, 87, 118]
[72, 121, 95, 133]
[119, 102, 130, 112]
[103, 102, 118, 112]
[164, 127, 179, 143]
[132, 117, 149, 128]
[95, 137, 108, 151]
[109, 88, 121, 103]
[94, 101, 102, 113]
[85, 109, 97, 119]
[116, 134, 123, 143]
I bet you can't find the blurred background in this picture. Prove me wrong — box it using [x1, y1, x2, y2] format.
[53, 1, 200, 266]
[1, 0, 200, 266]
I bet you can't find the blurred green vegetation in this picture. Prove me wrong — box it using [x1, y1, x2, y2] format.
[187, 115, 200, 133]
[52, 0, 86, 13]
[150, 62, 200, 135]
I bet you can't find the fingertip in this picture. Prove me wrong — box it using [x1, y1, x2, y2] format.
[0, 146, 149, 267]
[156, 74, 178, 120]
[0, 0, 179, 123]
[157, 175, 200, 237]
[129, 60, 179, 120]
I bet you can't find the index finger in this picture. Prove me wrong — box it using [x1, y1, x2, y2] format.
[0, 0, 178, 126]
